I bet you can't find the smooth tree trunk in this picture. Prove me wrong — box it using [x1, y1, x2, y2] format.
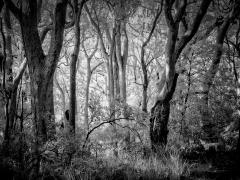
[84, 59, 91, 132]
[150, 0, 212, 150]
[0, 14, 6, 138]
[115, 20, 128, 105]
[109, 30, 116, 118]
[69, 26, 79, 135]
[69, 0, 85, 135]
[140, 42, 149, 113]
[113, 53, 120, 100]
[69, 5, 79, 135]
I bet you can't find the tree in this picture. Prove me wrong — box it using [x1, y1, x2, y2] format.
[150, 0, 212, 151]
[69, 0, 86, 135]
[139, 4, 162, 112]
[5, 0, 68, 178]
[82, 34, 100, 132]
[84, 3, 117, 118]
[2, 5, 27, 145]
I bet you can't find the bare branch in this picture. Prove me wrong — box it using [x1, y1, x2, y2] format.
[82, 117, 134, 149]
[91, 62, 103, 74]
[143, 3, 162, 48]
[84, 4, 109, 60]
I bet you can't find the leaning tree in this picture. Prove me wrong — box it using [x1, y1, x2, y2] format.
[150, 0, 212, 151]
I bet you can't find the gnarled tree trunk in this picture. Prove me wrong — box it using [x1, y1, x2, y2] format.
[6, 0, 68, 178]
[150, 0, 212, 151]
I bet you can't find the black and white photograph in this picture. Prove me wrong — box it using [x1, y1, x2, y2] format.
[0, 0, 240, 179]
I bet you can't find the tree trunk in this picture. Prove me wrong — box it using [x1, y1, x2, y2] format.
[109, 27, 116, 118]
[2, 6, 27, 147]
[54, 74, 66, 120]
[69, 0, 85, 135]
[115, 21, 128, 105]
[6, 0, 67, 176]
[141, 48, 148, 113]
[113, 52, 120, 100]
[69, 20, 80, 135]
[150, 21, 179, 149]
[119, 65, 127, 104]
[3, 5, 14, 142]
[142, 83, 148, 113]
[150, 73, 179, 151]
[14, 1, 67, 178]
[84, 59, 91, 132]
[150, 0, 211, 150]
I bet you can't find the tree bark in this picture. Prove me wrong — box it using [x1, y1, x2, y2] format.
[150, 0, 212, 150]
[1, 6, 27, 148]
[115, 20, 128, 105]
[69, 0, 85, 135]
[150, 73, 179, 150]
[84, 59, 91, 132]
[54, 74, 66, 119]
[3, 5, 14, 141]
[109, 28, 116, 118]
[6, 0, 68, 178]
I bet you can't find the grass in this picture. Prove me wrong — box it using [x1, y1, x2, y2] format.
[62, 146, 191, 180]
[131, 148, 190, 179]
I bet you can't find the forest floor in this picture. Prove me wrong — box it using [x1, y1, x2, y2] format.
[0, 144, 239, 180]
